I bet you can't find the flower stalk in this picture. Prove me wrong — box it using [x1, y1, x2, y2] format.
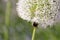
[4, 0, 11, 40]
[5, 0, 11, 26]
[32, 27, 36, 40]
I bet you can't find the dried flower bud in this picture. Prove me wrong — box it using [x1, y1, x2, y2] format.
[33, 22, 38, 27]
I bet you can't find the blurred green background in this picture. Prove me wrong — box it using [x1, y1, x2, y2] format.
[0, 0, 60, 40]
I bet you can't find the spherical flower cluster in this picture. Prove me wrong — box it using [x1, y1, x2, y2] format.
[16, 0, 58, 28]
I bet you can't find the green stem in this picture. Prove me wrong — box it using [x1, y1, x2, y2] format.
[4, 0, 11, 40]
[5, 0, 11, 26]
[32, 27, 36, 40]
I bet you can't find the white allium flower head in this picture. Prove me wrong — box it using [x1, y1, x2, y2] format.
[16, 0, 59, 28]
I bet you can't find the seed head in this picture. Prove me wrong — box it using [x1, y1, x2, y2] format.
[16, 0, 58, 28]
